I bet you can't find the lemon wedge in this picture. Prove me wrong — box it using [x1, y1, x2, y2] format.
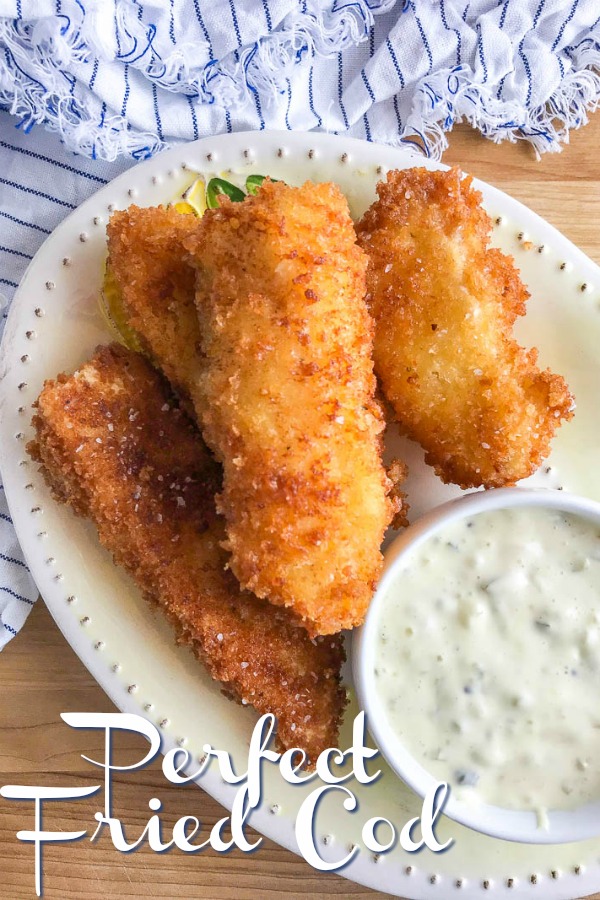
[100, 262, 142, 351]
[182, 177, 208, 215]
[169, 200, 197, 216]
[166, 178, 208, 217]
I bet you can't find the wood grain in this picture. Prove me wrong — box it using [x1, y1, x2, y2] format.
[1, 117, 599, 900]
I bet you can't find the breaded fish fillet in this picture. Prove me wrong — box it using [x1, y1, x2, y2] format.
[357, 167, 574, 489]
[105, 205, 199, 415]
[183, 181, 397, 635]
[107, 197, 402, 636]
[28, 344, 346, 764]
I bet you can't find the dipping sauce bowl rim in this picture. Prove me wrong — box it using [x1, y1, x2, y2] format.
[352, 486, 600, 844]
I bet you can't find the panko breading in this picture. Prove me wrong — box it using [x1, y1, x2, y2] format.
[28, 344, 346, 764]
[183, 180, 398, 636]
[108, 202, 406, 632]
[106, 204, 408, 540]
[357, 167, 574, 489]
[106, 205, 200, 415]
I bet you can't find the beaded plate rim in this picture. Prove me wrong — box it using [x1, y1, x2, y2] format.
[1, 131, 599, 900]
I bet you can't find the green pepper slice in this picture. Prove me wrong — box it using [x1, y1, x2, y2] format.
[245, 174, 266, 195]
[205, 177, 246, 208]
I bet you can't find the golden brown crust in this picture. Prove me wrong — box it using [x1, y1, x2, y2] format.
[386, 458, 410, 529]
[357, 167, 574, 489]
[107, 190, 403, 636]
[182, 180, 398, 635]
[28, 344, 346, 765]
[106, 205, 199, 416]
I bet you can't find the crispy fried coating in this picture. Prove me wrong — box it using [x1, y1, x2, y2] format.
[107, 203, 408, 541]
[181, 180, 397, 635]
[28, 344, 346, 764]
[357, 167, 574, 489]
[105, 205, 200, 415]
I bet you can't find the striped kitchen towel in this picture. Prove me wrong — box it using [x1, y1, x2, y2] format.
[0, 0, 599, 647]
[0, 1, 599, 162]
[0, 114, 131, 648]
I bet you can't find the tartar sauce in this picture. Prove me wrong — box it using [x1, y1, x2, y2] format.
[374, 506, 600, 816]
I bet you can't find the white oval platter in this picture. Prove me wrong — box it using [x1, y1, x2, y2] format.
[1, 131, 600, 900]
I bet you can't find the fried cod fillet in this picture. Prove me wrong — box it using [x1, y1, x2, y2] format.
[105, 205, 200, 415]
[28, 344, 346, 764]
[183, 180, 398, 635]
[357, 167, 574, 489]
[108, 192, 401, 637]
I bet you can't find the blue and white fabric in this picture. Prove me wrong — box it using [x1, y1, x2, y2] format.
[0, 0, 599, 648]
[0, 114, 131, 648]
[0, 0, 599, 161]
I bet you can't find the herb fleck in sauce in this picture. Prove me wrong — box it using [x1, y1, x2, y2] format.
[374, 506, 600, 815]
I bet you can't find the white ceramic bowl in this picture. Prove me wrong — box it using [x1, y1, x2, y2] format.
[353, 486, 600, 844]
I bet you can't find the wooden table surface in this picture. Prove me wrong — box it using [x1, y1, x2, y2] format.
[1, 118, 599, 900]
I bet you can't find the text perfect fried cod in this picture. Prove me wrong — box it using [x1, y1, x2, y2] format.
[183, 180, 400, 636]
[357, 167, 574, 489]
[28, 344, 346, 765]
